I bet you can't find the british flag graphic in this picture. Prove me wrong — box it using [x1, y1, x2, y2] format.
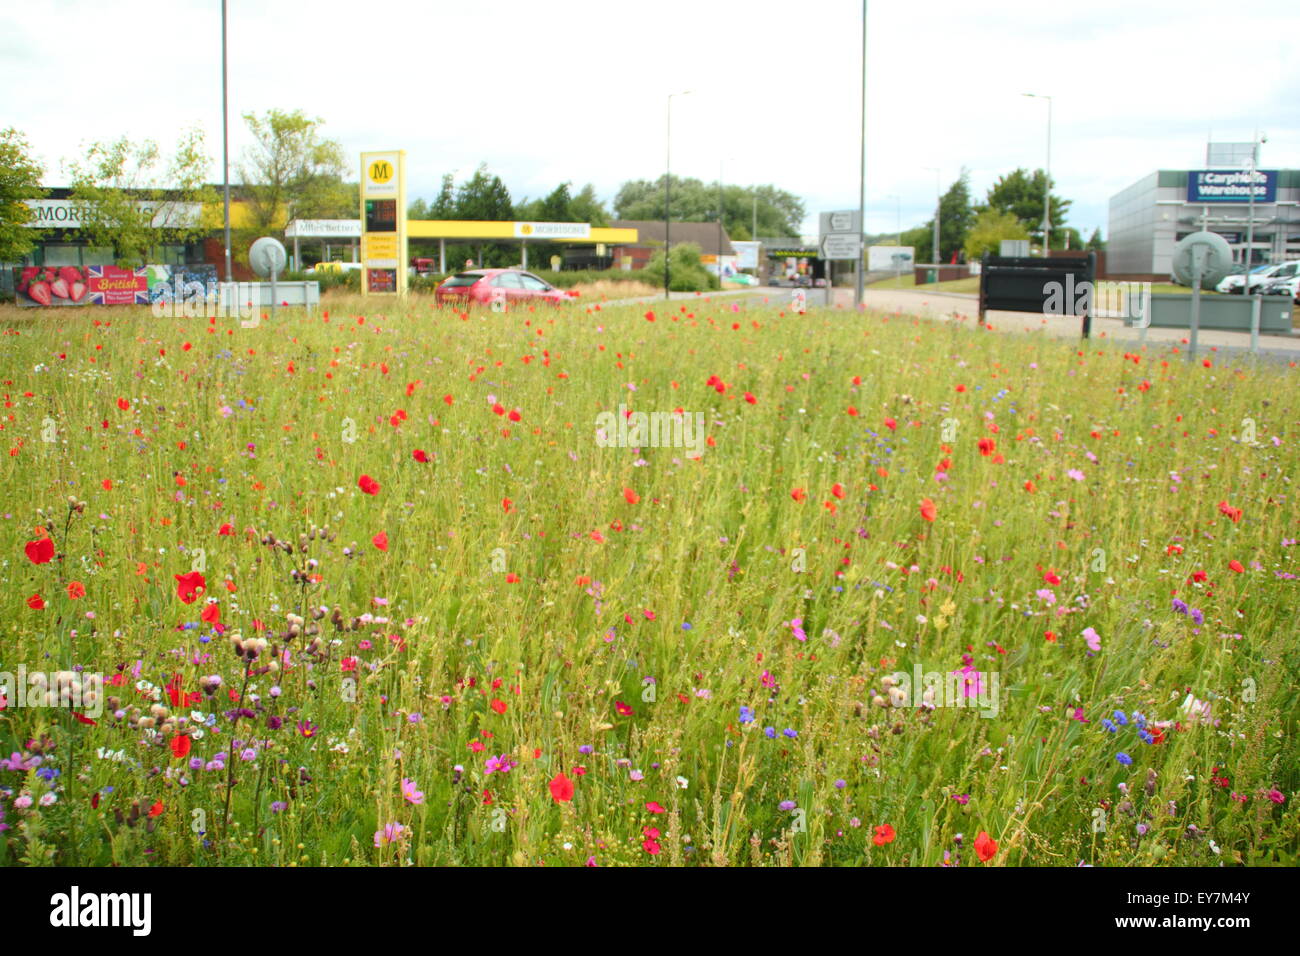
[87, 265, 150, 305]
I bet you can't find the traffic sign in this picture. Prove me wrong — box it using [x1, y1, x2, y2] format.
[819, 209, 861, 237]
[821, 235, 862, 260]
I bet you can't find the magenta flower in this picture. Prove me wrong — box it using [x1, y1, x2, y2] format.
[401, 778, 425, 805]
[374, 822, 406, 847]
[1082, 627, 1101, 652]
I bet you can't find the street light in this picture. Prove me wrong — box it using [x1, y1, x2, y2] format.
[1022, 93, 1052, 256]
[665, 90, 692, 299]
[923, 166, 940, 273]
[221, 0, 232, 282]
[855, 0, 868, 309]
[1242, 132, 1266, 281]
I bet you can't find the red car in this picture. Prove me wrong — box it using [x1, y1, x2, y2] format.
[434, 269, 577, 308]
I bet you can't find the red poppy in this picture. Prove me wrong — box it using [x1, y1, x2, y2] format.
[358, 474, 380, 495]
[27, 593, 45, 610]
[217, 523, 234, 535]
[117, 397, 130, 411]
[505, 572, 519, 583]
[508, 408, 521, 422]
[1228, 559, 1244, 573]
[170, 735, 192, 759]
[549, 772, 575, 803]
[791, 487, 807, 502]
[490, 698, 507, 715]
[66, 581, 85, 599]
[1043, 571, 1061, 586]
[884, 417, 897, 431]
[974, 830, 998, 862]
[920, 498, 937, 522]
[873, 824, 896, 846]
[744, 392, 757, 404]
[412, 449, 430, 463]
[372, 531, 389, 551]
[200, 602, 221, 624]
[623, 487, 640, 505]
[502, 497, 513, 513]
[174, 571, 206, 604]
[148, 801, 165, 818]
[978, 437, 996, 456]
[646, 801, 666, 813]
[24, 537, 54, 565]
[831, 483, 845, 499]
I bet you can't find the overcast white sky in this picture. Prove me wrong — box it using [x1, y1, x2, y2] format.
[4, 0, 1298, 240]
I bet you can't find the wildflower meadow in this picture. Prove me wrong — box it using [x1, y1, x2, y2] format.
[1, 295, 1296, 867]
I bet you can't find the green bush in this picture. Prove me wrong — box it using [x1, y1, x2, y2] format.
[640, 242, 720, 292]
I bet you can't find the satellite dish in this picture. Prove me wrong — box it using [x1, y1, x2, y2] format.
[249, 237, 288, 278]
[1172, 231, 1233, 289]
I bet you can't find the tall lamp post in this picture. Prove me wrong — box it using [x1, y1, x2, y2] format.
[855, 0, 868, 308]
[923, 166, 940, 274]
[665, 90, 692, 299]
[1023, 93, 1052, 256]
[221, 0, 232, 282]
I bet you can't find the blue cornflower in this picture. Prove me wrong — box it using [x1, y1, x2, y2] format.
[1138, 730, 1154, 744]
[1102, 719, 1117, 733]
[763, 727, 776, 739]
[1113, 710, 1128, 725]
[739, 706, 754, 724]
[1116, 752, 1133, 765]
[1133, 712, 1147, 729]
[782, 728, 798, 739]
[778, 800, 797, 811]
[1190, 608, 1204, 626]
[1172, 598, 1189, 616]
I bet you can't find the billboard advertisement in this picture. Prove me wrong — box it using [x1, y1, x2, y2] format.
[868, 245, 915, 271]
[14, 264, 218, 307]
[1187, 169, 1277, 203]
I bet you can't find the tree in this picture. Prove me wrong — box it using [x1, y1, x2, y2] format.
[614, 176, 804, 238]
[963, 208, 1030, 260]
[451, 164, 514, 267]
[454, 164, 513, 221]
[67, 130, 216, 267]
[238, 109, 350, 234]
[538, 182, 574, 221]
[984, 168, 1072, 248]
[902, 170, 975, 262]
[1086, 227, 1106, 252]
[0, 128, 47, 263]
[569, 184, 609, 226]
[937, 170, 976, 261]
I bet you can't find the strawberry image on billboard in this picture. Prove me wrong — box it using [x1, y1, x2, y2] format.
[14, 265, 90, 307]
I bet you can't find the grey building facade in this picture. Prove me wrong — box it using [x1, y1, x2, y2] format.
[1107, 170, 1300, 279]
